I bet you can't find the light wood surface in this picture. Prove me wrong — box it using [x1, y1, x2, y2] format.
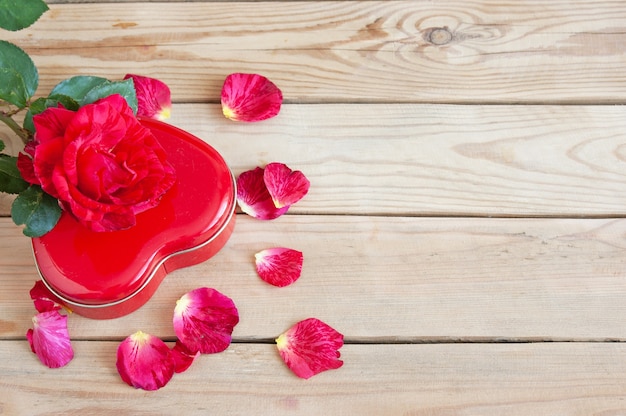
[3, 341, 626, 415]
[3, 215, 626, 341]
[2, 1, 626, 415]
[3, 103, 626, 217]
[6, 1, 626, 104]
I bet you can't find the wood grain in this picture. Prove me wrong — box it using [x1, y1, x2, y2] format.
[3, 104, 626, 218]
[2, 341, 626, 415]
[2, 1, 625, 413]
[170, 103, 626, 217]
[3, 215, 626, 341]
[5, 1, 626, 103]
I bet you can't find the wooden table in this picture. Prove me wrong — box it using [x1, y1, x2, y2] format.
[2, 1, 626, 414]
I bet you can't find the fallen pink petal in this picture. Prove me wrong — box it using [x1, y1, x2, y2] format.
[221, 73, 282, 122]
[171, 340, 200, 374]
[237, 167, 290, 220]
[116, 331, 175, 391]
[173, 287, 239, 354]
[27, 310, 74, 368]
[263, 163, 310, 209]
[255, 247, 303, 287]
[124, 73, 172, 120]
[29, 280, 64, 313]
[276, 318, 344, 379]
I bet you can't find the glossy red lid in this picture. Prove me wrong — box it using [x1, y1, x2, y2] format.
[32, 118, 235, 307]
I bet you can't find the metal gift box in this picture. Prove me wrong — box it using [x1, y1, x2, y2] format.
[32, 118, 236, 319]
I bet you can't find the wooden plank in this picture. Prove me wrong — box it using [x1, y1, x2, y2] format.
[171, 103, 626, 217]
[3, 215, 626, 341]
[5, 1, 626, 103]
[2, 103, 626, 217]
[2, 340, 626, 415]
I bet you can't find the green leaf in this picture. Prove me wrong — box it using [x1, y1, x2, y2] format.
[0, 0, 48, 31]
[11, 185, 62, 237]
[0, 140, 4, 152]
[22, 108, 37, 133]
[23, 94, 79, 133]
[50, 75, 109, 103]
[81, 78, 138, 114]
[50, 76, 138, 114]
[0, 67, 27, 108]
[0, 153, 29, 194]
[0, 41, 38, 108]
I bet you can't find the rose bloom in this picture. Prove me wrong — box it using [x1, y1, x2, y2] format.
[19, 94, 176, 232]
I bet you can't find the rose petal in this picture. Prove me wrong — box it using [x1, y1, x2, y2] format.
[29, 280, 64, 313]
[124, 74, 172, 120]
[263, 163, 310, 209]
[171, 340, 200, 373]
[276, 318, 344, 379]
[255, 247, 303, 287]
[27, 310, 74, 368]
[173, 288, 239, 354]
[221, 73, 282, 122]
[32, 104, 75, 146]
[17, 141, 39, 185]
[116, 331, 175, 391]
[236, 167, 289, 220]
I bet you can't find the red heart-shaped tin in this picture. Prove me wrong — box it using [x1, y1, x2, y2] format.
[32, 118, 236, 319]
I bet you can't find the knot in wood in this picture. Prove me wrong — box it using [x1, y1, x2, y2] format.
[425, 27, 453, 45]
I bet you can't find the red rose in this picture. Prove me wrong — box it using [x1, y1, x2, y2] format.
[19, 94, 176, 232]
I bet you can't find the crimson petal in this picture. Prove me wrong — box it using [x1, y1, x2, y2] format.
[173, 287, 239, 354]
[17, 142, 39, 185]
[124, 74, 172, 120]
[116, 331, 175, 391]
[255, 247, 303, 287]
[263, 163, 310, 209]
[237, 167, 289, 220]
[221, 73, 282, 122]
[171, 340, 200, 373]
[276, 318, 344, 379]
[29, 280, 64, 313]
[27, 310, 73, 368]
